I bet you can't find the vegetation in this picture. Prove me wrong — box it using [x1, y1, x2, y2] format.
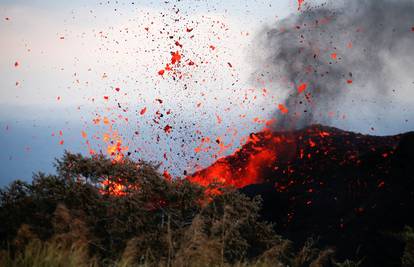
[402, 226, 414, 267]
[0, 152, 407, 266]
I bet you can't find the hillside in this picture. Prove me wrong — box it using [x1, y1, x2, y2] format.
[189, 125, 414, 266]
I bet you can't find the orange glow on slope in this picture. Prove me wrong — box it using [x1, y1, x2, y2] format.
[188, 131, 279, 193]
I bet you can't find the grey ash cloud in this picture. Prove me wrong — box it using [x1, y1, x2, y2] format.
[253, 0, 414, 129]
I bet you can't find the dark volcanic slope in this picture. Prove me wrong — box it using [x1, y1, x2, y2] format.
[190, 125, 414, 266]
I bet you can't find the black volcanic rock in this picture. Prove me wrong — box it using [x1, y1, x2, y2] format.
[207, 125, 414, 266]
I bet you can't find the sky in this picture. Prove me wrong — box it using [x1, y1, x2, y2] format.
[1, 0, 413, 186]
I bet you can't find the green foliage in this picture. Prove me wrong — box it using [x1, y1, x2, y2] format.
[0, 152, 204, 262]
[197, 190, 283, 262]
[0, 152, 361, 266]
[402, 226, 414, 267]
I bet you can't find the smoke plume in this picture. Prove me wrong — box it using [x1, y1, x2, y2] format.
[254, 0, 414, 129]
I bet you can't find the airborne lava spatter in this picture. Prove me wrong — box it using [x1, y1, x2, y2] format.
[189, 130, 278, 189]
[297, 0, 305, 11]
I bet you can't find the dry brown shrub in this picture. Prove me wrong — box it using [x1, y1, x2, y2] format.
[173, 215, 222, 267]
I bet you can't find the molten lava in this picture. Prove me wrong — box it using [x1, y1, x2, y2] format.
[188, 129, 292, 190]
[188, 125, 401, 194]
[101, 178, 127, 196]
[99, 121, 130, 195]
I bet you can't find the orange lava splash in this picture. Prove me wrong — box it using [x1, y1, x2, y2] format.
[96, 117, 130, 195]
[101, 178, 127, 196]
[188, 130, 281, 193]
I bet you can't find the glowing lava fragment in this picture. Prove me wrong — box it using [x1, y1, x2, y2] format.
[103, 96, 109, 100]
[298, 0, 304, 10]
[331, 53, 337, 60]
[158, 69, 165, 76]
[140, 107, 147, 115]
[14, 61, 19, 67]
[171, 51, 181, 64]
[175, 41, 183, 48]
[59, 140, 64, 145]
[297, 83, 307, 94]
[278, 104, 289, 114]
[216, 115, 222, 124]
[115, 87, 120, 92]
[81, 131, 87, 139]
[309, 139, 316, 147]
[186, 28, 193, 32]
[164, 125, 172, 134]
[347, 80, 353, 84]
[163, 170, 172, 181]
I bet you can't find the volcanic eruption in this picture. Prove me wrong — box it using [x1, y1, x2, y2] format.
[189, 0, 414, 194]
[187, 0, 414, 265]
[3, 0, 414, 265]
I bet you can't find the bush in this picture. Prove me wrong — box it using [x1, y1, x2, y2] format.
[402, 226, 414, 267]
[0, 152, 361, 266]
